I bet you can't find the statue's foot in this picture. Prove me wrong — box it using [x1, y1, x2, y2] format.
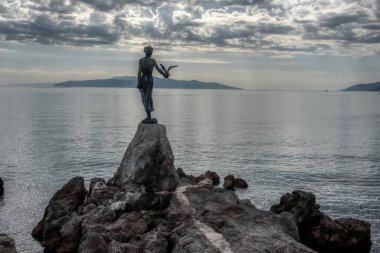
[141, 118, 158, 124]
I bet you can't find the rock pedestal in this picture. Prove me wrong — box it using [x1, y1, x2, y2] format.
[112, 124, 179, 191]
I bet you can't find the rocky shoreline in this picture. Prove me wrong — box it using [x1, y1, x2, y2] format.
[29, 124, 371, 253]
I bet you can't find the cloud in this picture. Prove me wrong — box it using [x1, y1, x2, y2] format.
[0, 13, 119, 46]
[0, 0, 379, 56]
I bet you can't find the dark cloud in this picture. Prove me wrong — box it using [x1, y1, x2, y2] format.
[319, 12, 371, 28]
[362, 24, 380, 30]
[298, 9, 379, 46]
[78, 0, 162, 11]
[0, 0, 379, 55]
[25, 0, 78, 14]
[0, 14, 119, 46]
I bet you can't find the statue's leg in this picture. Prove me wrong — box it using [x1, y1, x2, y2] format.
[140, 88, 150, 119]
[147, 86, 154, 112]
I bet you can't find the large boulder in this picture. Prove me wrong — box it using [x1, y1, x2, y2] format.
[197, 170, 220, 185]
[112, 124, 179, 191]
[223, 175, 249, 190]
[178, 187, 315, 253]
[270, 190, 372, 253]
[31, 177, 86, 247]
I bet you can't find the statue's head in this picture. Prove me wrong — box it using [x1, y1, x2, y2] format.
[144, 46, 153, 57]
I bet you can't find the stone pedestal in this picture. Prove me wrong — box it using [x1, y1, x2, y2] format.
[112, 124, 179, 191]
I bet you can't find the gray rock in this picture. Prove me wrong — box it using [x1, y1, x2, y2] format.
[57, 216, 82, 253]
[177, 167, 187, 178]
[223, 175, 249, 190]
[180, 187, 315, 253]
[110, 201, 126, 212]
[171, 224, 220, 253]
[177, 168, 199, 185]
[197, 170, 220, 185]
[143, 231, 169, 253]
[78, 232, 107, 253]
[32, 177, 86, 243]
[336, 218, 372, 250]
[88, 177, 105, 196]
[0, 234, 16, 253]
[90, 182, 120, 205]
[108, 240, 143, 253]
[271, 190, 316, 225]
[197, 179, 214, 189]
[112, 124, 179, 191]
[234, 177, 248, 188]
[223, 175, 235, 190]
[271, 190, 372, 253]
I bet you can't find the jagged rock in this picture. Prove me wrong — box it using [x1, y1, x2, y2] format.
[271, 190, 316, 225]
[90, 182, 120, 205]
[0, 177, 3, 197]
[110, 201, 126, 212]
[43, 215, 70, 250]
[32, 177, 86, 243]
[223, 175, 248, 190]
[108, 240, 144, 253]
[143, 231, 169, 253]
[270, 190, 372, 253]
[171, 224, 220, 253]
[223, 175, 235, 190]
[78, 232, 107, 253]
[197, 170, 220, 185]
[82, 205, 117, 225]
[57, 216, 82, 253]
[112, 124, 179, 191]
[115, 191, 172, 212]
[234, 177, 248, 188]
[177, 167, 186, 178]
[88, 177, 105, 196]
[177, 168, 199, 185]
[197, 179, 214, 189]
[168, 186, 314, 253]
[0, 234, 16, 253]
[336, 218, 372, 250]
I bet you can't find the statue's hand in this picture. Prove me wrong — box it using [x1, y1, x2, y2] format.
[164, 73, 169, 78]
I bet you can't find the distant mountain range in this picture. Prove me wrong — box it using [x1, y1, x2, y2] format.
[54, 76, 240, 90]
[342, 82, 380, 91]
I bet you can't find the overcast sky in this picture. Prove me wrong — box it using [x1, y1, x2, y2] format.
[0, 0, 379, 90]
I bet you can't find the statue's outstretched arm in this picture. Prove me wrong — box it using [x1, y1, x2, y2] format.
[137, 61, 142, 88]
[154, 60, 168, 78]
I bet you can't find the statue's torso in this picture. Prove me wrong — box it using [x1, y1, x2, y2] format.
[140, 57, 155, 77]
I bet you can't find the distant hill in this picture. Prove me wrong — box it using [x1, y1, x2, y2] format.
[54, 76, 240, 90]
[342, 82, 380, 91]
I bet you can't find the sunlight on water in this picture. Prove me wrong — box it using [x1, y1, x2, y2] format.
[0, 87, 379, 252]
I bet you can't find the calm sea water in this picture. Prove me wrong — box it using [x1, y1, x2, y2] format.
[0, 87, 379, 252]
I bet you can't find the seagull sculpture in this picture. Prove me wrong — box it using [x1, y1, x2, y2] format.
[160, 64, 178, 77]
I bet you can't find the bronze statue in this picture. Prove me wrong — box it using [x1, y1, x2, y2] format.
[137, 46, 177, 124]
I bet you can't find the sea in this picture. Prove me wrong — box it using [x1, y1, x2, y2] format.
[0, 86, 379, 252]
